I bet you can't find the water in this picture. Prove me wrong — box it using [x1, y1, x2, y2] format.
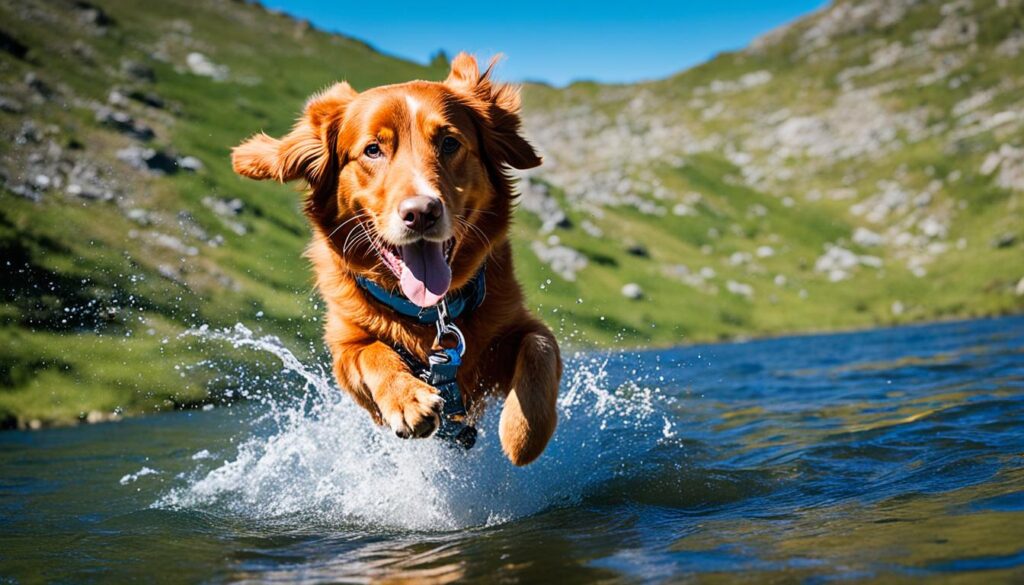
[2, 316, 1023, 583]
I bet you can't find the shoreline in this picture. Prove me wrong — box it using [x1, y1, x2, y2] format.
[5, 310, 1021, 432]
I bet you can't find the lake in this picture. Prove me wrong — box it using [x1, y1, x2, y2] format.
[2, 316, 1023, 582]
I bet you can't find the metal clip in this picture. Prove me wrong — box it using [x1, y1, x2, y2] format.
[434, 299, 466, 357]
[428, 297, 474, 448]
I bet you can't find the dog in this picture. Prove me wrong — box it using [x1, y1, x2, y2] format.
[231, 54, 561, 465]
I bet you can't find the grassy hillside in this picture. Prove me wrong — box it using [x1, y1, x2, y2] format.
[516, 0, 1024, 344]
[1, 0, 1022, 428]
[0, 0, 447, 427]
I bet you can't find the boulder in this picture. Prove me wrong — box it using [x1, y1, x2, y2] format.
[177, 156, 203, 172]
[121, 59, 155, 82]
[95, 108, 154, 140]
[621, 282, 644, 300]
[116, 146, 177, 174]
[186, 52, 229, 81]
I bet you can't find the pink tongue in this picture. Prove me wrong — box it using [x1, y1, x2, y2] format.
[399, 241, 451, 308]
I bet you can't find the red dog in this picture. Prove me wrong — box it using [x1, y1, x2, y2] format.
[232, 54, 560, 465]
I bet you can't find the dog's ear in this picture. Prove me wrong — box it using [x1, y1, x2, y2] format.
[446, 53, 541, 171]
[232, 82, 358, 183]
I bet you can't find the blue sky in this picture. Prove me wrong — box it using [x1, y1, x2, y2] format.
[264, 1, 827, 86]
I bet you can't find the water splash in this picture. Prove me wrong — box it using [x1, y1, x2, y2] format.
[160, 323, 675, 532]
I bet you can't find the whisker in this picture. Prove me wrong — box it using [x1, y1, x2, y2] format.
[342, 220, 371, 256]
[326, 211, 369, 241]
[461, 207, 498, 217]
[343, 229, 371, 257]
[456, 216, 491, 249]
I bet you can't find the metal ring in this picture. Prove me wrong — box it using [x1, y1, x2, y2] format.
[446, 323, 466, 356]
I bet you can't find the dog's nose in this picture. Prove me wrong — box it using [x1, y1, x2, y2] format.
[399, 196, 443, 232]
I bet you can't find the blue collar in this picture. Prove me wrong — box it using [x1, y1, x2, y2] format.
[355, 266, 486, 324]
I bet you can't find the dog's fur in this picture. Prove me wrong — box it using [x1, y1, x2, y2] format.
[231, 54, 560, 465]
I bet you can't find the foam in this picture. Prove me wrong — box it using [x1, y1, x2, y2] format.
[159, 324, 673, 532]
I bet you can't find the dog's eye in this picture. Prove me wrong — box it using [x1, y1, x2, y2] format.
[364, 143, 382, 159]
[440, 136, 460, 155]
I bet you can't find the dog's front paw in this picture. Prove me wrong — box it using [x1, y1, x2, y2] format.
[376, 377, 442, 439]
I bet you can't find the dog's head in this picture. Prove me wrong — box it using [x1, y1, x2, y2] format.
[232, 53, 540, 307]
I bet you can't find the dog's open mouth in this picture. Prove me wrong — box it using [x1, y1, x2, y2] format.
[373, 239, 453, 308]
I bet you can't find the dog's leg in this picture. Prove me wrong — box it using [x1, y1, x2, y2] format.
[332, 340, 442, 438]
[499, 324, 561, 466]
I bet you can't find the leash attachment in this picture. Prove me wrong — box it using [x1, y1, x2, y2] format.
[427, 299, 476, 449]
[360, 268, 484, 449]
[393, 299, 476, 449]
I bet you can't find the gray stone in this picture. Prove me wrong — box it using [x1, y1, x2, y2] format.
[116, 146, 178, 174]
[621, 282, 644, 300]
[95, 108, 154, 140]
[186, 52, 229, 81]
[992, 232, 1017, 249]
[121, 59, 155, 82]
[177, 156, 204, 172]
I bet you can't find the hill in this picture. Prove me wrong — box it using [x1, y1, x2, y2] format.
[0, 0, 447, 427]
[1, 0, 1022, 427]
[516, 0, 1023, 345]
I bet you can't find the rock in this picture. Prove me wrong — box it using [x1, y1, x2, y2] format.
[996, 29, 1024, 58]
[63, 160, 117, 202]
[626, 244, 649, 257]
[186, 52, 229, 81]
[107, 88, 128, 106]
[151, 232, 199, 256]
[853, 227, 884, 247]
[991, 232, 1017, 249]
[73, 1, 116, 27]
[580, 219, 603, 238]
[756, 245, 775, 258]
[95, 108, 154, 140]
[127, 89, 164, 109]
[121, 59, 155, 82]
[672, 203, 695, 216]
[815, 245, 883, 282]
[518, 179, 570, 233]
[531, 241, 587, 281]
[747, 204, 768, 218]
[729, 251, 752, 266]
[201, 196, 244, 216]
[116, 146, 178, 174]
[125, 208, 153, 225]
[0, 96, 23, 113]
[23, 72, 54, 99]
[1016, 277, 1024, 296]
[85, 410, 121, 424]
[665, 264, 717, 291]
[726, 280, 754, 298]
[927, 10, 977, 48]
[705, 70, 772, 94]
[177, 211, 211, 242]
[71, 40, 96, 62]
[980, 145, 1024, 192]
[177, 156, 203, 172]
[0, 29, 28, 60]
[919, 216, 948, 239]
[157, 264, 184, 283]
[66, 182, 112, 201]
[891, 301, 905, 316]
[621, 282, 644, 300]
